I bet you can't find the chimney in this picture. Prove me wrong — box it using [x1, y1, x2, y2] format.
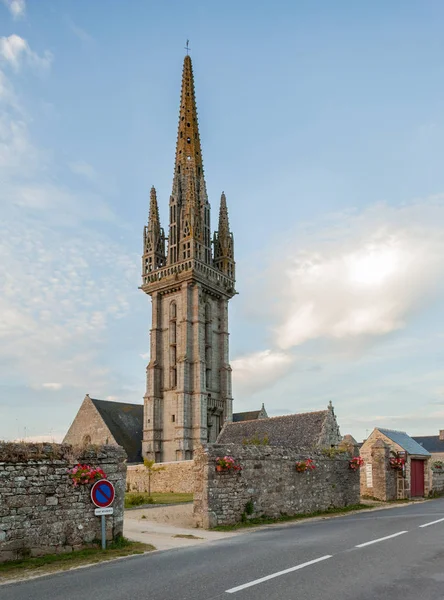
[439, 430, 444, 441]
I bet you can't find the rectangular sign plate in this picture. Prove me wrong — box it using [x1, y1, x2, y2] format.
[95, 507, 114, 516]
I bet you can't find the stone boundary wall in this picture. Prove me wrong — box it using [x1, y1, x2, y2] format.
[429, 454, 444, 495]
[360, 439, 398, 501]
[193, 444, 360, 528]
[431, 470, 444, 494]
[0, 443, 126, 563]
[126, 460, 194, 494]
[360, 439, 431, 501]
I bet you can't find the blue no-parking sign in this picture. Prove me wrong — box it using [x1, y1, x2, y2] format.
[91, 479, 115, 508]
[91, 480, 115, 550]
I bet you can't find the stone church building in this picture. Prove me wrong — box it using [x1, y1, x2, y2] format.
[64, 55, 344, 464]
[65, 54, 236, 463]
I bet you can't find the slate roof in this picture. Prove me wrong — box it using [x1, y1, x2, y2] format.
[412, 436, 444, 454]
[232, 410, 261, 423]
[91, 398, 143, 463]
[217, 410, 329, 449]
[378, 428, 431, 457]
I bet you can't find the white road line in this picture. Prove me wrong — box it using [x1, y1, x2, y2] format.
[419, 517, 444, 528]
[355, 531, 408, 548]
[225, 555, 332, 594]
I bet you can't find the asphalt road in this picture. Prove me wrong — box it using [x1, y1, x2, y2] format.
[3, 499, 444, 600]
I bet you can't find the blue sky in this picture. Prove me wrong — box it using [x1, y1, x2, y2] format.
[1, 0, 444, 442]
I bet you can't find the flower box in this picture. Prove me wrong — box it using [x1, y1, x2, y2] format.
[349, 456, 364, 470]
[295, 459, 316, 473]
[215, 456, 242, 472]
[68, 464, 107, 487]
[389, 456, 405, 471]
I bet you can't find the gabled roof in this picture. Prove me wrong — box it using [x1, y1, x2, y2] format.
[378, 428, 430, 457]
[90, 398, 143, 463]
[412, 436, 444, 454]
[232, 410, 261, 423]
[218, 409, 333, 449]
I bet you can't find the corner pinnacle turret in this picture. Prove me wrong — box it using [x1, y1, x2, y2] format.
[142, 186, 166, 274]
[213, 191, 235, 280]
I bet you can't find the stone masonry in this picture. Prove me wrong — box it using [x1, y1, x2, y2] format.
[193, 444, 360, 528]
[360, 439, 397, 501]
[360, 429, 430, 500]
[141, 55, 236, 463]
[126, 460, 194, 494]
[0, 443, 126, 563]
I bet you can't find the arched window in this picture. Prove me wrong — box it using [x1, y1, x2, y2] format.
[82, 434, 91, 446]
[170, 301, 177, 388]
[205, 302, 212, 389]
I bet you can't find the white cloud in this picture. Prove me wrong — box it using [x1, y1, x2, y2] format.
[140, 352, 150, 360]
[0, 59, 139, 395]
[43, 383, 63, 390]
[14, 434, 64, 443]
[232, 349, 294, 394]
[2, 0, 26, 20]
[268, 200, 444, 350]
[0, 35, 52, 72]
[232, 198, 444, 399]
[30, 383, 63, 391]
[69, 160, 97, 181]
[0, 69, 18, 107]
[67, 20, 94, 44]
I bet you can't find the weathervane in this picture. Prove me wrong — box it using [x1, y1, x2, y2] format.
[185, 39, 190, 55]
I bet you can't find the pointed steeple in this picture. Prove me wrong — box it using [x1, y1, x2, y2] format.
[213, 191, 235, 280]
[168, 54, 211, 266]
[174, 55, 204, 180]
[142, 186, 166, 274]
[149, 185, 160, 225]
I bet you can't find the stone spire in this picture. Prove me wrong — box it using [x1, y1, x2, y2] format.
[213, 192, 235, 279]
[174, 55, 204, 181]
[148, 185, 160, 227]
[142, 186, 166, 274]
[167, 55, 212, 266]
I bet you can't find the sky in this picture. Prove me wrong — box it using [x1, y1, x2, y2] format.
[1, 0, 444, 443]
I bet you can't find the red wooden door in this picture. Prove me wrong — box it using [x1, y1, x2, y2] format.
[411, 459, 425, 497]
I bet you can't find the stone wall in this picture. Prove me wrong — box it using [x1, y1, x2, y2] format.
[429, 453, 444, 495]
[360, 434, 430, 500]
[126, 460, 194, 494]
[0, 443, 126, 563]
[193, 444, 360, 528]
[360, 439, 398, 501]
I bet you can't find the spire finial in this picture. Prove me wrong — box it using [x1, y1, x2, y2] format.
[185, 39, 190, 55]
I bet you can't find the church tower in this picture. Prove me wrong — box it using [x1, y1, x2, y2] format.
[141, 55, 236, 462]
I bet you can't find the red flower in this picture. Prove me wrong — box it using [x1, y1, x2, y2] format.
[68, 464, 107, 486]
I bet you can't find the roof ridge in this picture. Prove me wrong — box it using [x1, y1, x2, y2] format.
[255, 409, 328, 421]
[90, 398, 143, 407]
[379, 427, 408, 435]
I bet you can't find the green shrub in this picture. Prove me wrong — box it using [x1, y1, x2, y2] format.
[125, 493, 154, 508]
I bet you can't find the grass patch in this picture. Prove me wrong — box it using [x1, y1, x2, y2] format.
[125, 492, 193, 509]
[0, 537, 155, 582]
[212, 504, 372, 531]
[172, 534, 203, 540]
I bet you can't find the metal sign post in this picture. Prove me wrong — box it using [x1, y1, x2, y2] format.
[91, 480, 115, 550]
